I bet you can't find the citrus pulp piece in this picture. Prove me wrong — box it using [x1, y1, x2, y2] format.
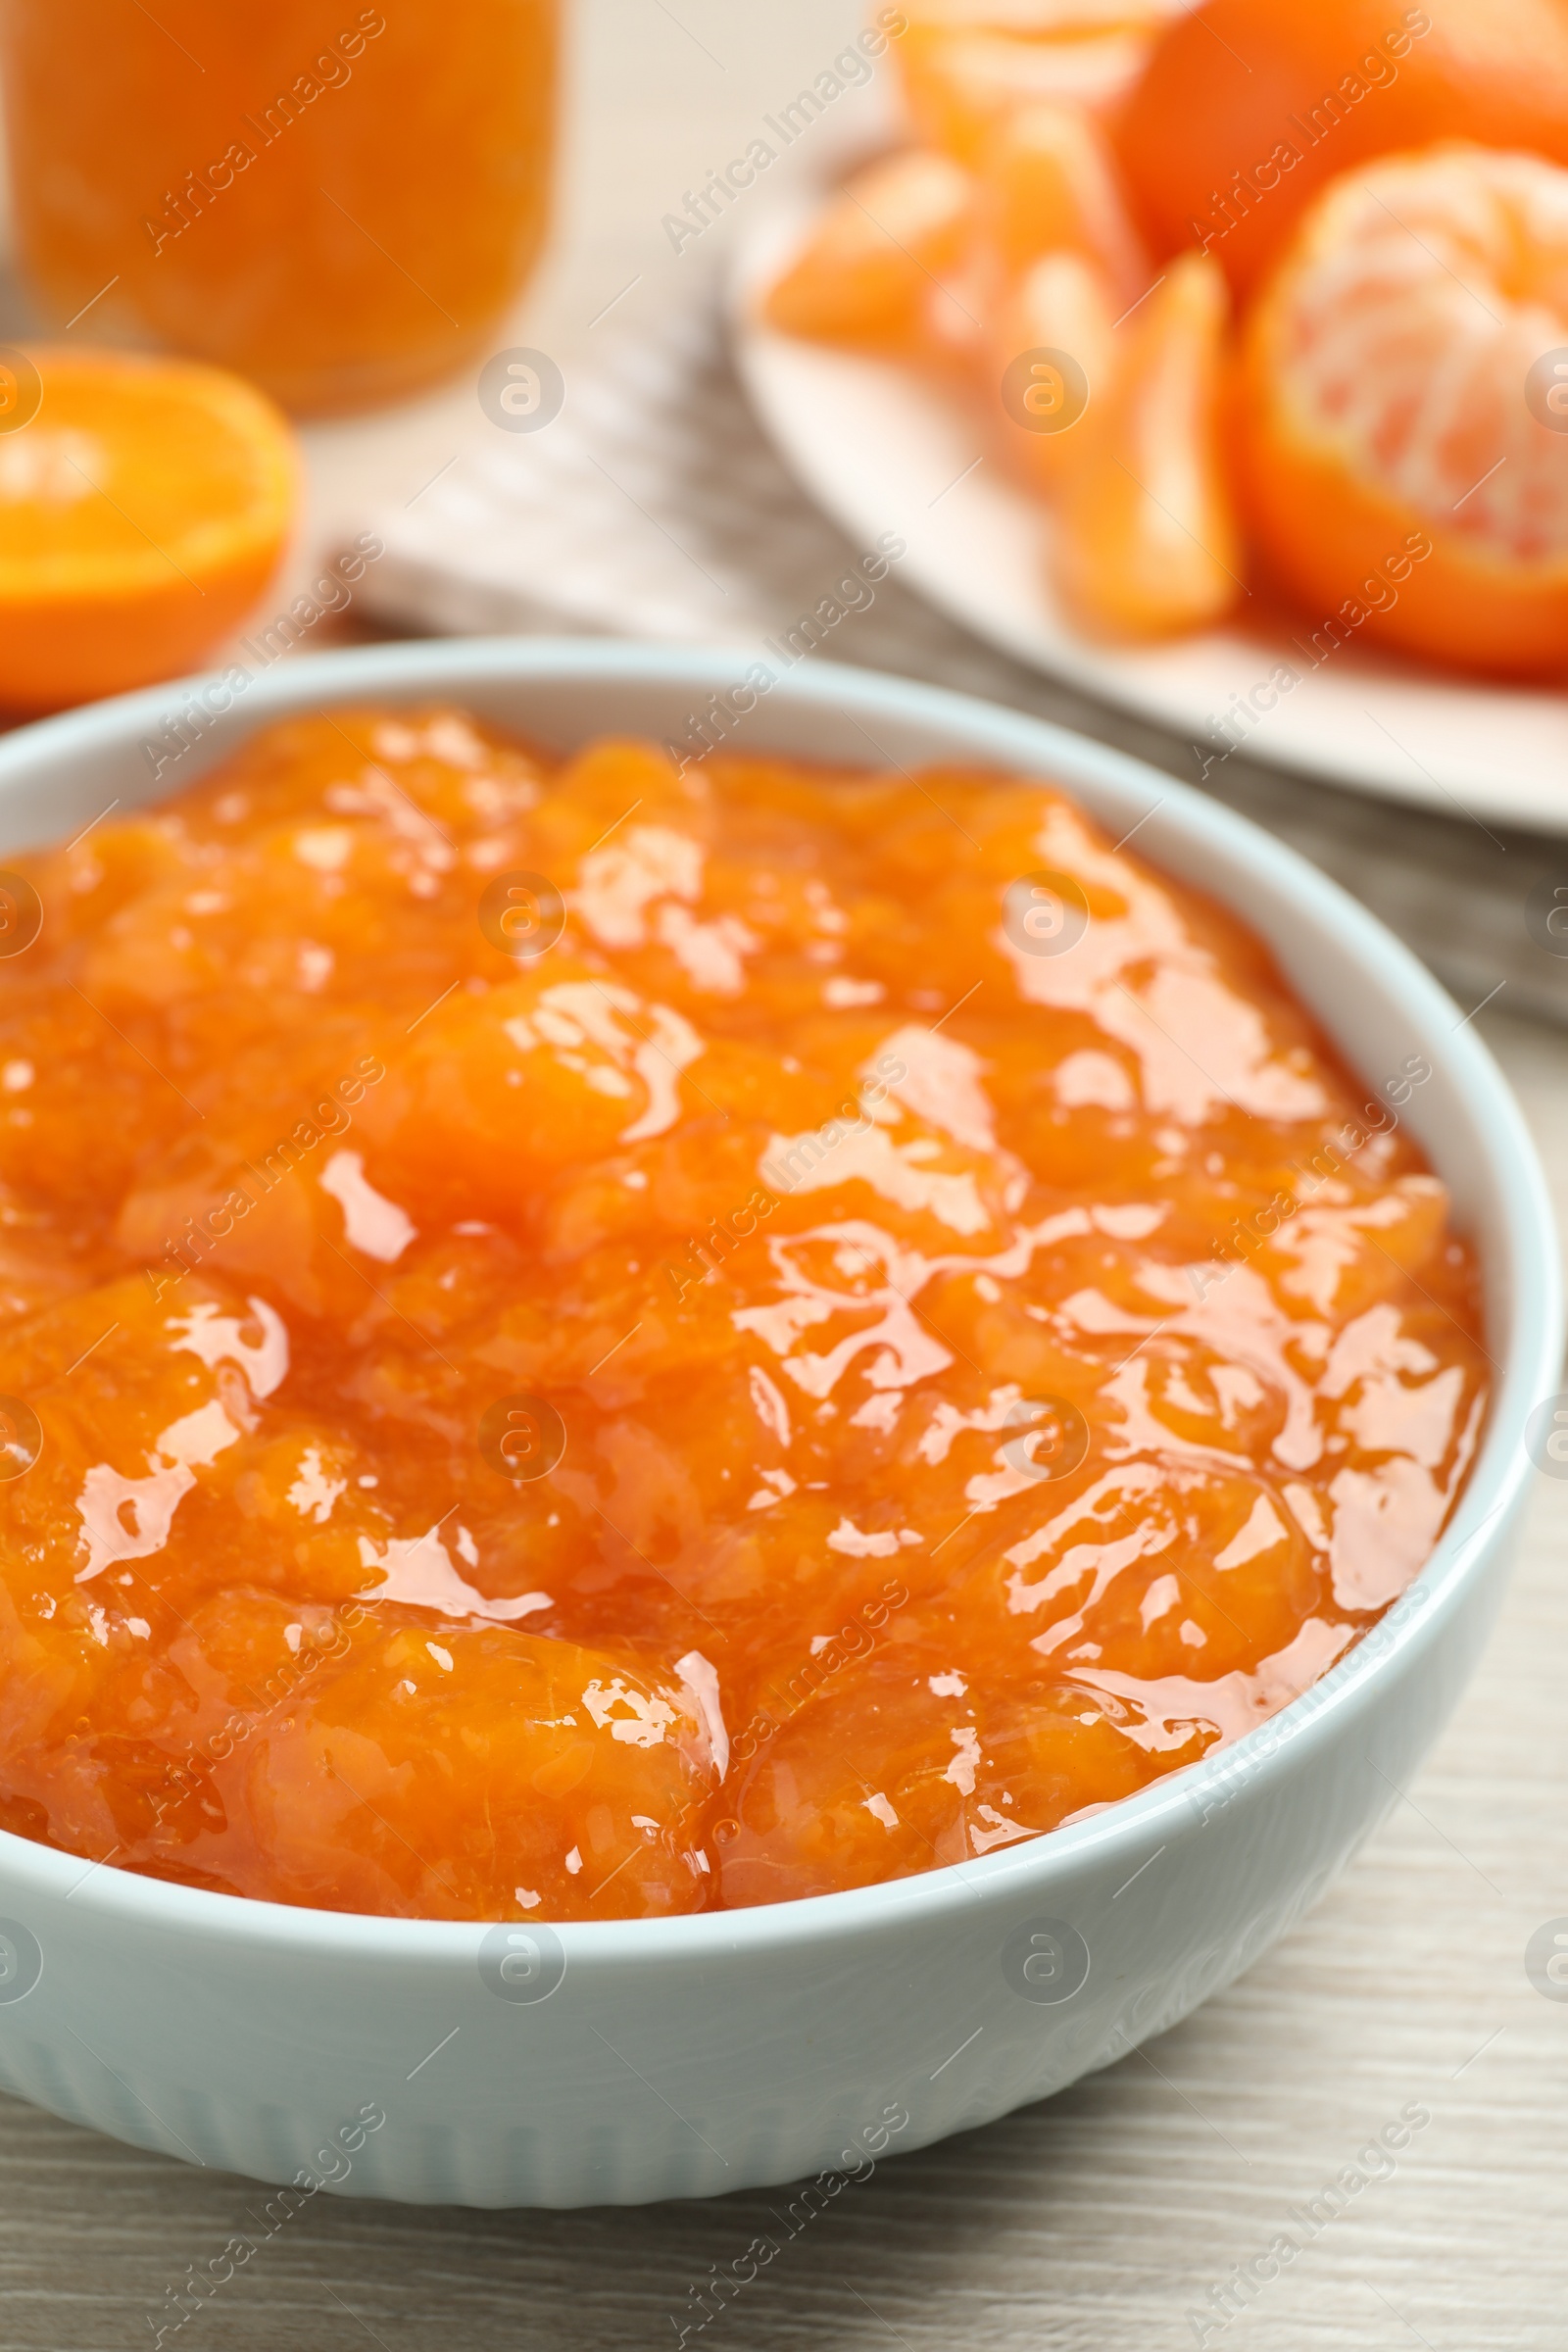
[1053, 249, 1243, 636]
[0, 347, 296, 713]
[1237, 143, 1568, 679]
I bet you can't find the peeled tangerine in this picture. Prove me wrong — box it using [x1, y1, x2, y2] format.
[1239, 143, 1568, 679]
[761, 149, 972, 350]
[1053, 248, 1242, 636]
[0, 704, 1487, 1920]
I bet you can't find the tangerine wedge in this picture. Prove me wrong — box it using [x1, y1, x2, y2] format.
[0, 348, 297, 714]
[898, 24, 1161, 161]
[1052, 248, 1242, 637]
[903, 0, 1178, 24]
[985, 249, 1118, 494]
[924, 103, 1140, 375]
[1237, 143, 1568, 680]
[762, 150, 974, 351]
[973, 100, 1148, 300]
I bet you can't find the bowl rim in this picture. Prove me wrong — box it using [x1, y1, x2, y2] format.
[0, 633, 1556, 1967]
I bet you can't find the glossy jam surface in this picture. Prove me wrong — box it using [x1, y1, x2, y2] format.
[0, 708, 1486, 1920]
[0, 2, 557, 414]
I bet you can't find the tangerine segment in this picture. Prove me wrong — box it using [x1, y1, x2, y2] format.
[902, 0, 1182, 27]
[0, 705, 1487, 1921]
[1053, 249, 1243, 636]
[985, 250, 1117, 494]
[894, 0, 1188, 161]
[0, 348, 297, 713]
[761, 150, 973, 350]
[1238, 144, 1568, 679]
[923, 105, 1138, 375]
[973, 101, 1147, 300]
[1114, 0, 1568, 298]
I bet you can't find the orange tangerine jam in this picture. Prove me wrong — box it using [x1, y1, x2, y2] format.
[0, 708, 1486, 1920]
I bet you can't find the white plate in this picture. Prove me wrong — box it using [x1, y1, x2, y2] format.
[731, 178, 1568, 836]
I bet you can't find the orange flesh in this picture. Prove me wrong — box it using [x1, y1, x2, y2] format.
[0, 2, 558, 416]
[0, 708, 1486, 1920]
[0, 349, 297, 713]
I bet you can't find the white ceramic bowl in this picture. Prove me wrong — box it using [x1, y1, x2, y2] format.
[0, 641, 1555, 2210]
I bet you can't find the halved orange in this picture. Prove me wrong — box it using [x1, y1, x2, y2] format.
[0, 348, 297, 713]
[1237, 144, 1568, 679]
[1052, 249, 1242, 637]
[761, 150, 974, 351]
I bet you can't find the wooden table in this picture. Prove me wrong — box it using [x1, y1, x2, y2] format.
[2, 9, 1567, 2345]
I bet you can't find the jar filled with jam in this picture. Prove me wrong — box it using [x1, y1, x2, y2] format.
[0, 1, 559, 414]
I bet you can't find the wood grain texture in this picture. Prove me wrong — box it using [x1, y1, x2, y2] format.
[0, 6, 1564, 2342]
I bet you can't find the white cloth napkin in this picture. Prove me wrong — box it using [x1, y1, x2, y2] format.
[357, 293, 871, 651]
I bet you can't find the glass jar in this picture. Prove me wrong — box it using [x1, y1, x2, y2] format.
[0, 0, 559, 415]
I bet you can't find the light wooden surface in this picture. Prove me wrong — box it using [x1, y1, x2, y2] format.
[3, 8, 1568, 2345]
